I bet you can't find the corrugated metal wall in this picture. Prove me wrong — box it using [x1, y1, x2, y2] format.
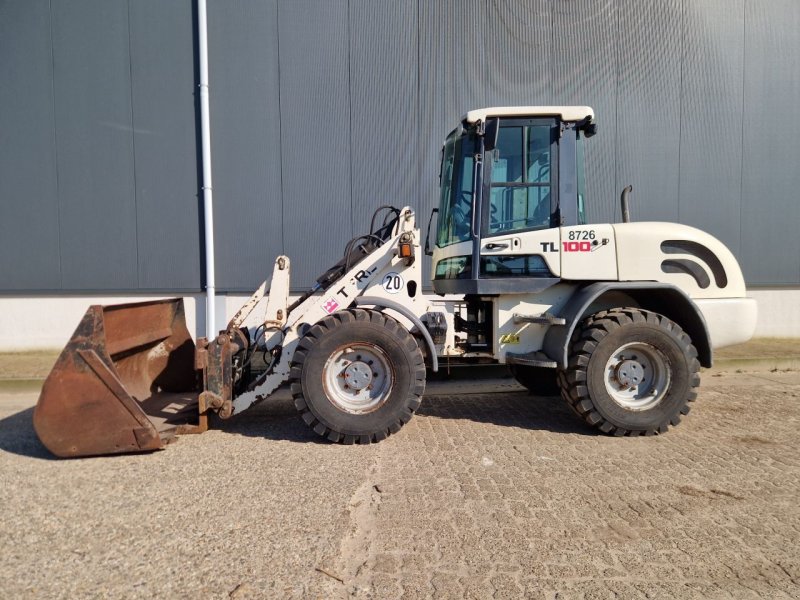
[1, 0, 798, 293]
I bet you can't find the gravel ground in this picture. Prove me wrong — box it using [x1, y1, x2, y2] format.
[1, 370, 799, 599]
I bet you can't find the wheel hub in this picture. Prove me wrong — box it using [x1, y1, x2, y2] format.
[344, 361, 373, 391]
[323, 343, 393, 414]
[603, 342, 671, 411]
[614, 359, 644, 389]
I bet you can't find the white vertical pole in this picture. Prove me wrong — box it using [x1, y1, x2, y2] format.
[197, 0, 216, 338]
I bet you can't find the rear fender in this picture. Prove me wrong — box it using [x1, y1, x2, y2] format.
[543, 282, 712, 369]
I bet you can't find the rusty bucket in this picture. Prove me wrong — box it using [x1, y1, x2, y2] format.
[34, 299, 204, 458]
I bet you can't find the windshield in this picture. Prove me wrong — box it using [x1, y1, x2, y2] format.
[436, 129, 477, 247]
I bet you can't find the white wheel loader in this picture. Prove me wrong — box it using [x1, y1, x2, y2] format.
[34, 106, 757, 457]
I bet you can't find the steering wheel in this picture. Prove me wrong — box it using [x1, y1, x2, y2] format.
[452, 191, 473, 237]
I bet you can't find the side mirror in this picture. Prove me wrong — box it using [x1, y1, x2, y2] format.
[583, 122, 598, 138]
[424, 208, 439, 256]
[484, 117, 500, 151]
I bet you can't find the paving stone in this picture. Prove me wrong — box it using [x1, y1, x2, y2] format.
[1, 371, 799, 598]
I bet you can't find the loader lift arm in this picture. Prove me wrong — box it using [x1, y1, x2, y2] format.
[33, 205, 419, 457]
[229, 206, 421, 416]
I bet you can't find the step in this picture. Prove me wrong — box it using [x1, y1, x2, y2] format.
[512, 312, 566, 326]
[505, 351, 558, 369]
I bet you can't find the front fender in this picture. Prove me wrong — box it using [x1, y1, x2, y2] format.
[354, 296, 439, 372]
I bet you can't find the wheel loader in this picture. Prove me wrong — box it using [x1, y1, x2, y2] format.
[34, 106, 757, 457]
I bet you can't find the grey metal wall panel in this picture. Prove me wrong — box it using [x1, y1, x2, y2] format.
[552, 0, 618, 223]
[3, 0, 800, 291]
[51, 0, 138, 290]
[740, 0, 800, 285]
[418, 0, 489, 282]
[418, 0, 489, 144]
[209, 0, 283, 292]
[616, 0, 681, 222]
[0, 0, 61, 290]
[418, 0, 552, 280]
[129, 0, 201, 290]
[278, 0, 352, 288]
[678, 0, 744, 255]
[484, 1, 553, 107]
[348, 0, 418, 234]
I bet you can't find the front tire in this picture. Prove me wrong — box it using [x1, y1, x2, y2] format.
[558, 308, 700, 436]
[290, 309, 425, 444]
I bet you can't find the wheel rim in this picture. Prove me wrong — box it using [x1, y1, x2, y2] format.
[603, 342, 671, 411]
[322, 343, 394, 414]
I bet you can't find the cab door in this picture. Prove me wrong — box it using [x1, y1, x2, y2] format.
[480, 118, 560, 279]
[479, 228, 560, 277]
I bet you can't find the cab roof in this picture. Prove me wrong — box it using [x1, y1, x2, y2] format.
[463, 105, 594, 124]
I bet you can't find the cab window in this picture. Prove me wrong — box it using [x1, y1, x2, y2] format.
[487, 123, 554, 235]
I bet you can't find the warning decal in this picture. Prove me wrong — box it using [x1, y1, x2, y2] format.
[322, 298, 339, 314]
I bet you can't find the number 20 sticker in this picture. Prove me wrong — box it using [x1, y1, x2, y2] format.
[382, 272, 404, 294]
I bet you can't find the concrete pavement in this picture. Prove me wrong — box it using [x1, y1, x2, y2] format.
[1, 364, 799, 598]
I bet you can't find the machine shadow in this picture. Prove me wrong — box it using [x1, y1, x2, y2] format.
[0, 407, 57, 460]
[416, 390, 596, 436]
[220, 393, 327, 444]
[0, 390, 597, 458]
[223, 387, 596, 444]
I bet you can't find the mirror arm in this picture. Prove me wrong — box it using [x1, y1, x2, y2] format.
[483, 117, 500, 151]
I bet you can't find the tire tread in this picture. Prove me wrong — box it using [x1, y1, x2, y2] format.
[289, 308, 425, 444]
[558, 307, 700, 437]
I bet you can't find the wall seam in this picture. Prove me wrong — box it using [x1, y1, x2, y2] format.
[676, 0, 685, 223]
[346, 0, 354, 237]
[738, 0, 747, 258]
[416, 0, 421, 217]
[614, 0, 621, 202]
[549, 0, 554, 98]
[125, 0, 140, 289]
[48, 0, 63, 289]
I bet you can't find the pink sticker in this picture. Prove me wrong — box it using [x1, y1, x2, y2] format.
[322, 298, 339, 314]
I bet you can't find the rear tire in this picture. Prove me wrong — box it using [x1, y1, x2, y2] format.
[509, 364, 560, 396]
[290, 309, 425, 444]
[559, 308, 700, 436]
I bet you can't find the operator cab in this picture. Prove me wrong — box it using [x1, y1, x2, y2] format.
[429, 106, 596, 295]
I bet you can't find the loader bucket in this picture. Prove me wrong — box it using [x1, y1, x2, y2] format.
[33, 299, 203, 458]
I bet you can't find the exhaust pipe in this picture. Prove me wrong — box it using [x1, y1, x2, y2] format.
[620, 185, 633, 223]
